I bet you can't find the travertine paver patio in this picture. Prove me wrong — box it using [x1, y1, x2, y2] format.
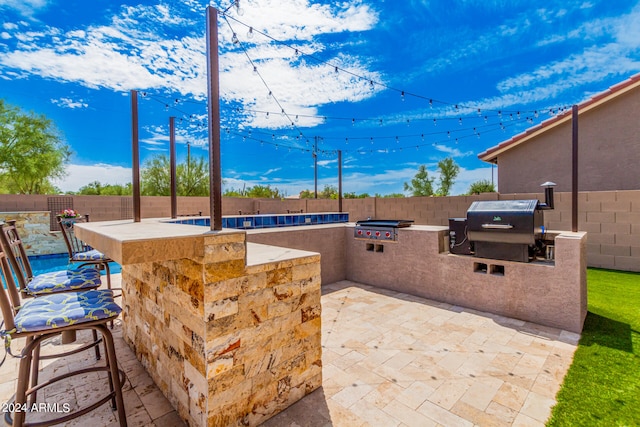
[0, 276, 579, 426]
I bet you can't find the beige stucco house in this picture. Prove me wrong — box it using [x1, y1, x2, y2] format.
[478, 73, 640, 194]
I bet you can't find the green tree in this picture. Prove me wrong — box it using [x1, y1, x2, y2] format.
[377, 193, 405, 198]
[319, 185, 338, 199]
[436, 157, 460, 196]
[466, 179, 496, 195]
[141, 154, 209, 196]
[223, 187, 246, 197]
[0, 99, 71, 194]
[403, 165, 435, 196]
[76, 181, 132, 195]
[299, 186, 337, 199]
[299, 189, 314, 199]
[245, 185, 281, 198]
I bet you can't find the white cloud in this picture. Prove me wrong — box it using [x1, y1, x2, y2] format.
[0, 0, 380, 126]
[50, 97, 88, 109]
[0, 0, 50, 17]
[52, 163, 132, 192]
[433, 144, 474, 157]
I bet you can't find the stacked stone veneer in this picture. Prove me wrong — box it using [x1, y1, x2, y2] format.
[0, 211, 66, 255]
[120, 231, 322, 426]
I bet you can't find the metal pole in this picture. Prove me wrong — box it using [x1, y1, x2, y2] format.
[572, 104, 578, 232]
[314, 136, 318, 199]
[169, 116, 177, 219]
[338, 150, 342, 212]
[131, 90, 141, 222]
[206, 6, 222, 231]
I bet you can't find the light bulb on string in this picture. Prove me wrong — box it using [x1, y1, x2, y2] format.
[484, 116, 488, 123]
[231, 33, 239, 44]
[406, 119, 410, 127]
[433, 119, 437, 126]
[429, 99, 433, 108]
[247, 27, 254, 39]
[477, 108, 481, 116]
[370, 137, 374, 144]
[379, 119, 383, 126]
[534, 110, 539, 118]
[421, 134, 424, 142]
[517, 111, 521, 119]
[498, 110, 502, 118]
[265, 112, 269, 119]
[335, 66, 339, 73]
[395, 136, 399, 143]
[459, 118, 462, 125]
[253, 65, 257, 74]
[352, 118, 355, 126]
[401, 91, 405, 101]
[447, 131, 450, 138]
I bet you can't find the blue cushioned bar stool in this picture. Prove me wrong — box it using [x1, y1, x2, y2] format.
[56, 214, 115, 291]
[0, 220, 105, 402]
[0, 246, 127, 426]
[0, 221, 102, 297]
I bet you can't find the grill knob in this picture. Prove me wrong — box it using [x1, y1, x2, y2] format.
[375, 231, 380, 237]
[357, 230, 362, 235]
[366, 231, 371, 236]
[385, 232, 391, 238]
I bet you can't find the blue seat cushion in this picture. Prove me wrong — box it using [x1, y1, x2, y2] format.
[14, 289, 121, 333]
[27, 268, 101, 295]
[72, 249, 110, 262]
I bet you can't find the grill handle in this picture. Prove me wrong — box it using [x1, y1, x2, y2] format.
[481, 223, 514, 229]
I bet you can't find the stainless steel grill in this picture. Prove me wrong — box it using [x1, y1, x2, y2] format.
[354, 219, 413, 242]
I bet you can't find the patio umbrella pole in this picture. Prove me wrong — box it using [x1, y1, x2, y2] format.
[572, 105, 578, 232]
[206, 6, 222, 231]
[170, 116, 177, 219]
[131, 89, 141, 222]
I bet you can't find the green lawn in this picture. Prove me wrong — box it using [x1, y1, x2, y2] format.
[548, 268, 640, 426]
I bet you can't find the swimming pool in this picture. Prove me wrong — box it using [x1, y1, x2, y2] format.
[28, 253, 122, 276]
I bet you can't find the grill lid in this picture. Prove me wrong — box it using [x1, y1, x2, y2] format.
[467, 200, 538, 214]
[355, 219, 414, 228]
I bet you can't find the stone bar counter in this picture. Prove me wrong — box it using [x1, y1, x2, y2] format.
[75, 219, 322, 426]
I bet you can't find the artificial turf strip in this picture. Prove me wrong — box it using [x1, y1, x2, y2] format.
[547, 268, 640, 426]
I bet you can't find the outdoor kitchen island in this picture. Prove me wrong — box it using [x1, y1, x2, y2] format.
[74, 219, 322, 427]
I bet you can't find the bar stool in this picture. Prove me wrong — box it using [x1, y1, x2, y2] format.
[56, 214, 115, 291]
[0, 220, 105, 402]
[0, 246, 127, 426]
[0, 220, 102, 297]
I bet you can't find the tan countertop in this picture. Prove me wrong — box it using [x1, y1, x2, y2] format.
[75, 218, 242, 265]
[75, 218, 319, 267]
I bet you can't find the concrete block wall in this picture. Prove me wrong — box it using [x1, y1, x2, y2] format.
[1, 190, 638, 271]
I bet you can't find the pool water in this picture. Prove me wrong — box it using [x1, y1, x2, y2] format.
[28, 253, 122, 276]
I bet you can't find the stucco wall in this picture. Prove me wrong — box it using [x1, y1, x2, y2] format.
[495, 85, 640, 193]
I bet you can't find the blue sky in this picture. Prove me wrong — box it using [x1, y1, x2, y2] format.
[1, 0, 639, 196]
